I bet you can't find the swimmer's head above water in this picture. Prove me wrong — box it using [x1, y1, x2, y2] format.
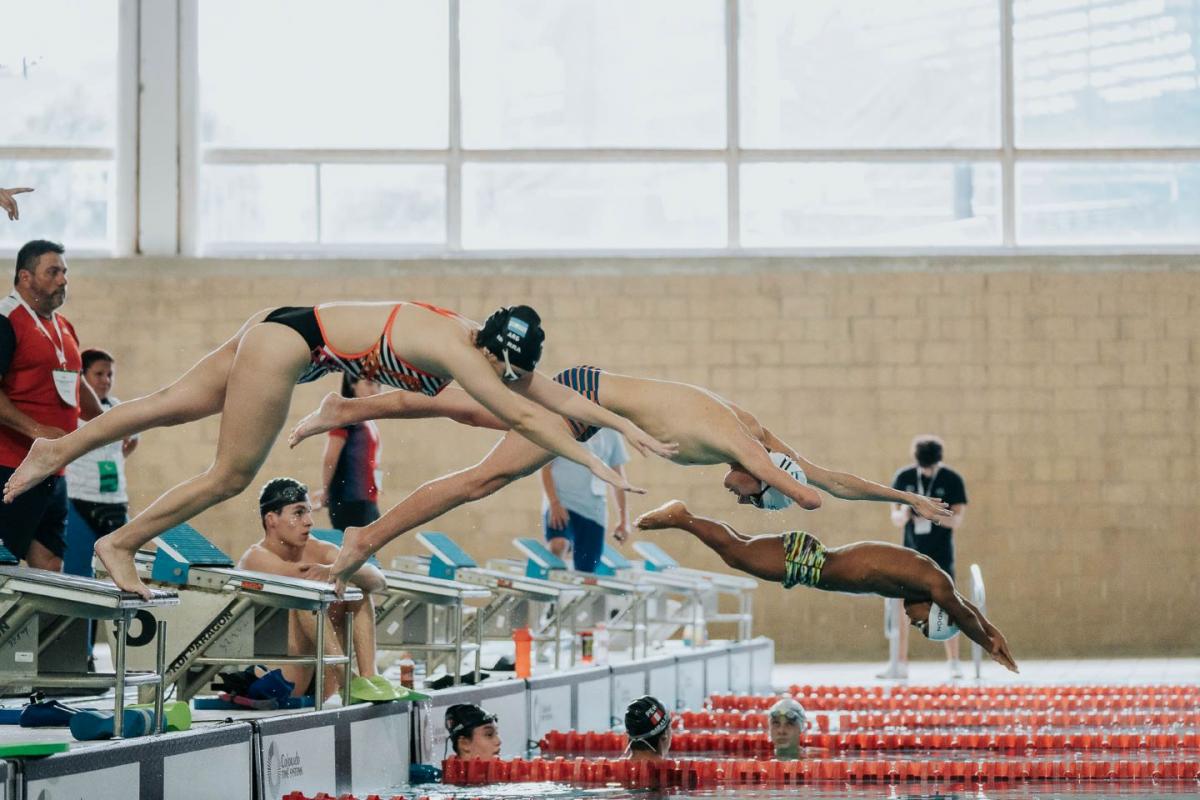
[445, 703, 501, 759]
[723, 452, 808, 511]
[476, 305, 545, 384]
[767, 697, 807, 756]
[904, 599, 960, 641]
[625, 695, 672, 759]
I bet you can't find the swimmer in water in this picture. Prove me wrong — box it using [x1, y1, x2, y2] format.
[624, 696, 673, 761]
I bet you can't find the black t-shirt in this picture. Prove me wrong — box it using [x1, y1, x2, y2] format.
[891, 464, 968, 539]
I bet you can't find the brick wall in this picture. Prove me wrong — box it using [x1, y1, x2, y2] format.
[63, 256, 1199, 661]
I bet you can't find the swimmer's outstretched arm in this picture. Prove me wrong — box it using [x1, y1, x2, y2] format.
[926, 575, 1018, 672]
[441, 347, 642, 494]
[726, 402, 950, 522]
[518, 372, 678, 459]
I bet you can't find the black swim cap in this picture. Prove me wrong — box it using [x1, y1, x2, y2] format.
[445, 703, 498, 743]
[625, 696, 671, 741]
[478, 305, 544, 373]
[258, 477, 309, 516]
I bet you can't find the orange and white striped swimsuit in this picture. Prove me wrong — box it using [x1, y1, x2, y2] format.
[277, 302, 460, 396]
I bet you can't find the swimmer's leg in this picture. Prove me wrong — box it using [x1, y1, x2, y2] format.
[635, 500, 787, 583]
[290, 387, 507, 447]
[4, 309, 272, 503]
[330, 427, 556, 588]
[96, 322, 309, 598]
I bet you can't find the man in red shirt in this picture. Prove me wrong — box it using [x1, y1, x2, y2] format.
[0, 240, 100, 569]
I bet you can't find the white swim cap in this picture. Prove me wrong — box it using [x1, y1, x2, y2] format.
[923, 601, 960, 641]
[758, 452, 808, 511]
[768, 697, 807, 728]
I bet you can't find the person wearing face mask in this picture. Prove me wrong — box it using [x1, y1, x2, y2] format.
[883, 435, 969, 680]
[237, 477, 390, 706]
[0, 240, 102, 570]
[632, 499, 1016, 674]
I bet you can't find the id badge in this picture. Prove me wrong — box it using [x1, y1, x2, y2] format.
[52, 369, 79, 406]
[98, 460, 119, 493]
[914, 518, 933, 535]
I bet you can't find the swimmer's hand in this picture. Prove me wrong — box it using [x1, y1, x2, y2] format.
[619, 422, 678, 460]
[591, 460, 646, 495]
[989, 633, 1019, 673]
[299, 563, 333, 584]
[908, 493, 952, 522]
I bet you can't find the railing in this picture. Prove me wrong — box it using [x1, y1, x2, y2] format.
[970, 563, 987, 680]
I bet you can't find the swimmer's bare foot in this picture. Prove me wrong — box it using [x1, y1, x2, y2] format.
[95, 536, 153, 601]
[329, 526, 372, 596]
[3, 438, 63, 503]
[288, 392, 351, 448]
[635, 500, 690, 531]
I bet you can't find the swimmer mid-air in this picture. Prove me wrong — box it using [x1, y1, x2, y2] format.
[3, 305, 674, 598]
[285, 366, 952, 589]
[634, 499, 1018, 673]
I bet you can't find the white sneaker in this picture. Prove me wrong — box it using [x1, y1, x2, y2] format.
[322, 693, 344, 709]
[948, 660, 964, 679]
[876, 664, 908, 680]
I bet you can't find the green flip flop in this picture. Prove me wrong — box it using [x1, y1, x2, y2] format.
[350, 675, 396, 703]
[372, 674, 431, 701]
[129, 701, 192, 732]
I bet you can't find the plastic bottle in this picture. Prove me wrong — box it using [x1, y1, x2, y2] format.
[593, 622, 609, 665]
[399, 656, 416, 689]
[513, 627, 532, 678]
[580, 629, 594, 664]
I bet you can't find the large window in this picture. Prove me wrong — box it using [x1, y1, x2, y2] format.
[6, 0, 1200, 255]
[0, 1, 122, 251]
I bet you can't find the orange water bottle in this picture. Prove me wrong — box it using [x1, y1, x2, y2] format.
[513, 627, 532, 678]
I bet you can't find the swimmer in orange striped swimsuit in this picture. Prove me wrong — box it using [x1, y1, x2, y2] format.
[3, 302, 676, 599]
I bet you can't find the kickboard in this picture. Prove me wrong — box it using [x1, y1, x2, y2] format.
[310, 529, 382, 567]
[0, 741, 70, 757]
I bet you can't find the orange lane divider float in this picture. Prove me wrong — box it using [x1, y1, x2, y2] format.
[539, 729, 1200, 756]
[787, 685, 1200, 698]
[442, 756, 1200, 788]
[710, 692, 1199, 713]
[680, 709, 1200, 731]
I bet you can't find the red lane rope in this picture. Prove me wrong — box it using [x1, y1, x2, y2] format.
[441, 755, 1200, 787]
[710, 692, 1200, 712]
[681, 709, 1200, 730]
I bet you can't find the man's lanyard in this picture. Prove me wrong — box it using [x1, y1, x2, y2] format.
[11, 293, 68, 368]
[915, 465, 940, 497]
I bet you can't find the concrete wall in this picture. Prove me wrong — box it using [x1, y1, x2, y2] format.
[60, 255, 1199, 661]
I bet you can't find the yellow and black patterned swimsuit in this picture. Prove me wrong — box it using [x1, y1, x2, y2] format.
[781, 531, 827, 589]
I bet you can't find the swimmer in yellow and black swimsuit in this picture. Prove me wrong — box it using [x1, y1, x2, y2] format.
[634, 499, 1018, 673]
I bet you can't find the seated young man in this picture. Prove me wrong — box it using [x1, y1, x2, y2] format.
[624, 696, 673, 761]
[237, 477, 389, 704]
[445, 703, 502, 759]
[634, 500, 1018, 673]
